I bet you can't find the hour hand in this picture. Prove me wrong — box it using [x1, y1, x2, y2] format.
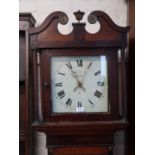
[73, 80, 86, 92]
[73, 86, 86, 92]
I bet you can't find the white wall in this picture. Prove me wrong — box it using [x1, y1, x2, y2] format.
[19, 0, 128, 155]
[19, 0, 128, 34]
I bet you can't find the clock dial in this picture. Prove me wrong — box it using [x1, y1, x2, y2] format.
[51, 56, 108, 113]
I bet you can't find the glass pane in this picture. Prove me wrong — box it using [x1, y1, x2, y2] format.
[19, 31, 26, 81]
[50, 56, 108, 113]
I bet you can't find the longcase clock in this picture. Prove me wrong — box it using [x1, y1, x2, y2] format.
[19, 13, 36, 155]
[29, 10, 130, 155]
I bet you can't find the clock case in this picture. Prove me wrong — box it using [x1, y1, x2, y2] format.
[29, 11, 129, 122]
[29, 11, 130, 154]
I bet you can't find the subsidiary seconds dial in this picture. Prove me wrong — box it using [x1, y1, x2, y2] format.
[51, 56, 108, 113]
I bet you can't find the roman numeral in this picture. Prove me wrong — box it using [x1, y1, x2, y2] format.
[88, 99, 94, 106]
[66, 62, 72, 69]
[78, 101, 82, 107]
[77, 59, 82, 67]
[94, 90, 102, 98]
[58, 72, 65, 76]
[66, 98, 72, 106]
[87, 62, 92, 69]
[97, 81, 104, 86]
[55, 82, 63, 87]
[57, 90, 65, 99]
[94, 70, 101, 76]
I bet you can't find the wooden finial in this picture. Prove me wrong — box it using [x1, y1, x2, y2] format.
[73, 10, 85, 23]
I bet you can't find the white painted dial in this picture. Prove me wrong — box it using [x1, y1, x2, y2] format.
[51, 56, 108, 113]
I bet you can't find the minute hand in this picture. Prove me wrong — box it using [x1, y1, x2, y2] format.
[81, 62, 93, 82]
